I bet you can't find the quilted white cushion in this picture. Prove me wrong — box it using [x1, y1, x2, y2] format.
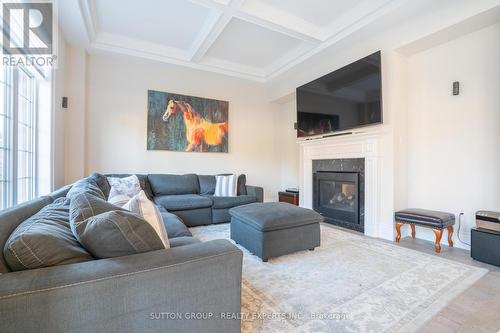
[107, 175, 142, 206]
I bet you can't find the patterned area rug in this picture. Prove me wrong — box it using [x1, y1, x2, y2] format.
[190, 224, 487, 332]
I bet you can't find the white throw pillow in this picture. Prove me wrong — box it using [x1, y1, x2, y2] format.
[108, 194, 132, 207]
[122, 190, 170, 249]
[214, 174, 238, 197]
[107, 175, 142, 205]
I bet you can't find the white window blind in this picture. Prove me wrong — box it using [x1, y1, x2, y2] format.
[0, 64, 37, 209]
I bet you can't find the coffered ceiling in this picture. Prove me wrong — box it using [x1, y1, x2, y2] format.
[59, 0, 500, 83]
[60, 0, 405, 81]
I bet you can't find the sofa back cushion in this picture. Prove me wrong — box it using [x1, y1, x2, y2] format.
[3, 198, 94, 271]
[70, 193, 165, 258]
[0, 196, 53, 273]
[198, 175, 217, 195]
[66, 176, 105, 200]
[148, 174, 200, 196]
[236, 174, 247, 195]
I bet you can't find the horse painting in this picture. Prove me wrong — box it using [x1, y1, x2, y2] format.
[147, 90, 228, 152]
[162, 100, 228, 152]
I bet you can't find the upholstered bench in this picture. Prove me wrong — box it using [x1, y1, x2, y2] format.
[229, 202, 323, 262]
[395, 209, 455, 253]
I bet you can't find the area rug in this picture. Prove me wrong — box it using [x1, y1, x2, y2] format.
[190, 224, 487, 332]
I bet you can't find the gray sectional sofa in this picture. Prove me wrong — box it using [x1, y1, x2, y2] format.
[0, 173, 262, 332]
[109, 173, 263, 228]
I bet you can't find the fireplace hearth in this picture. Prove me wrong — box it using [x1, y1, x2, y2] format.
[312, 159, 365, 232]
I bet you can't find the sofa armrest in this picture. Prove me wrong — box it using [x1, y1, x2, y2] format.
[0, 240, 242, 333]
[246, 185, 263, 202]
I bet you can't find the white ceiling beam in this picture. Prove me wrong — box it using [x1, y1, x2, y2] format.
[189, 11, 232, 62]
[234, 11, 322, 43]
[234, 1, 323, 43]
[188, 0, 245, 62]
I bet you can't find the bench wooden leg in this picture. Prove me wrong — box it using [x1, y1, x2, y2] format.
[447, 226, 454, 247]
[410, 223, 416, 238]
[395, 222, 403, 242]
[433, 228, 443, 253]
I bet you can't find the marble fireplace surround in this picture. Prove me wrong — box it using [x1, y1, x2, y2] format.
[312, 158, 365, 230]
[299, 131, 387, 239]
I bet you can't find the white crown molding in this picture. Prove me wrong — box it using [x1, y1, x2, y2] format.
[77, 0, 406, 82]
[94, 33, 191, 60]
[78, 0, 98, 42]
[200, 56, 266, 77]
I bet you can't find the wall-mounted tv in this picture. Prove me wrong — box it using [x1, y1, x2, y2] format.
[296, 51, 382, 138]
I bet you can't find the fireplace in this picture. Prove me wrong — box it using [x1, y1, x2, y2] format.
[312, 159, 365, 232]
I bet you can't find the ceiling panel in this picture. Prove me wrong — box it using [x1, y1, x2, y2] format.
[204, 18, 305, 68]
[248, 0, 366, 28]
[95, 0, 213, 51]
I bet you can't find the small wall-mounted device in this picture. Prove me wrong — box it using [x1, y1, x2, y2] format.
[294, 122, 298, 130]
[452, 81, 460, 96]
[62, 97, 68, 109]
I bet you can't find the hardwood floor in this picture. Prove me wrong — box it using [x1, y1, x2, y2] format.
[395, 236, 500, 333]
[323, 224, 500, 332]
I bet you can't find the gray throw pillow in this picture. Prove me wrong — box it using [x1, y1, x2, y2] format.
[69, 193, 165, 259]
[67, 177, 105, 200]
[4, 198, 94, 271]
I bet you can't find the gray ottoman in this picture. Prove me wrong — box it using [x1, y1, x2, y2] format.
[229, 202, 323, 262]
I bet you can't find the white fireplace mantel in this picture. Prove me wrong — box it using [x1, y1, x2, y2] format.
[298, 130, 387, 239]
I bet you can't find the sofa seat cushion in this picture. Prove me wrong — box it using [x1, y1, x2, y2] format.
[154, 194, 212, 211]
[229, 202, 324, 232]
[169, 236, 201, 248]
[160, 210, 192, 238]
[3, 198, 94, 271]
[209, 195, 257, 209]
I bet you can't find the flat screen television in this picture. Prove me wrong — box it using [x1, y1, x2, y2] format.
[296, 51, 382, 138]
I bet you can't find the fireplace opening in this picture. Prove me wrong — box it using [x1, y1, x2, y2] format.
[313, 171, 363, 232]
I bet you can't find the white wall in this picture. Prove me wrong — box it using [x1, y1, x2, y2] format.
[64, 46, 87, 184]
[52, 27, 67, 189]
[84, 53, 281, 201]
[405, 22, 500, 248]
[274, 98, 299, 191]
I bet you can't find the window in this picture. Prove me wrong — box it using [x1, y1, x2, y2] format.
[0, 64, 38, 209]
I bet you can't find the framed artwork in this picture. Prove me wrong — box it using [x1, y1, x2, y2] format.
[147, 90, 228, 152]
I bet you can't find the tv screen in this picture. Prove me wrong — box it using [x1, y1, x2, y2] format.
[296, 51, 382, 138]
